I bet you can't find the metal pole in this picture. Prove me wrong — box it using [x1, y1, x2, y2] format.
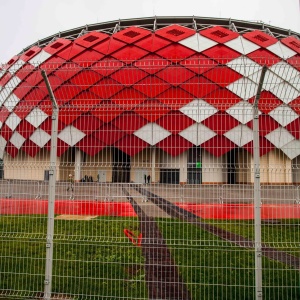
[253, 65, 267, 300]
[41, 70, 59, 300]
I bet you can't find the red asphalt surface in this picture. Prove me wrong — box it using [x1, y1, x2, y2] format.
[0, 199, 300, 219]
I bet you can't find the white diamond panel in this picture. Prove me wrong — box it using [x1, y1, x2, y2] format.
[249, 69, 282, 91]
[179, 99, 218, 123]
[270, 62, 299, 82]
[4, 94, 20, 112]
[265, 127, 294, 148]
[224, 124, 253, 147]
[134, 123, 171, 146]
[10, 131, 26, 149]
[25, 108, 48, 128]
[225, 36, 260, 54]
[226, 101, 257, 124]
[58, 125, 86, 146]
[30, 128, 51, 148]
[267, 42, 297, 59]
[269, 105, 298, 126]
[29, 50, 52, 67]
[0, 136, 7, 159]
[8, 60, 26, 74]
[227, 77, 258, 100]
[281, 140, 300, 160]
[270, 82, 300, 104]
[179, 123, 216, 146]
[227, 56, 261, 77]
[5, 112, 21, 131]
[180, 34, 217, 52]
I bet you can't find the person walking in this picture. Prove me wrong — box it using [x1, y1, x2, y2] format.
[144, 174, 147, 184]
[147, 174, 151, 184]
[67, 174, 74, 192]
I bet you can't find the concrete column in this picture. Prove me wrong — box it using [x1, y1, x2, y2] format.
[151, 147, 156, 183]
[179, 151, 187, 184]
[202, 150, 226, 184]
[74, 148, 82, 182]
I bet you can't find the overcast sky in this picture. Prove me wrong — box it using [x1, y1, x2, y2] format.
[0, 0, 299, 63]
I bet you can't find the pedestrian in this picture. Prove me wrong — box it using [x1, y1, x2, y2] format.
[147, 174, 151, 184]
[67, 174, 74, 192]
[144, 174, 147, 184]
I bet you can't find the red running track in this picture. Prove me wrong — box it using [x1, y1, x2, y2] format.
[1, 199, 300, 219]
[176, 203, 300, 219]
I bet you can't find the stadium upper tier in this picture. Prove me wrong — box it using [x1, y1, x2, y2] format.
[0, 16, 299, 159]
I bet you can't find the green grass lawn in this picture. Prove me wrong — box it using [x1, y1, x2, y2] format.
[0, 215, 299, 300]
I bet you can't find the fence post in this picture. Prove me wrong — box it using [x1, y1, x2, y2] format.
[253, 65, 267, 300]
[41, 70, 59, 300]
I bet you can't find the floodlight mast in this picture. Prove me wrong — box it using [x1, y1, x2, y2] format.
[253, 65, 267, 300]
[41, 70, 59, 300]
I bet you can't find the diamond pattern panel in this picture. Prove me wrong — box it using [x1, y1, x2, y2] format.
[29, 50, 52, 67]
[226, 101, 257, 124]
[25, 108, 49, 128]
[5, 112, 21, 131]
[20, 46, 42, 62]
[135, 34, 172, 52]
[265, 127, 294, 148]
[227, 77, 258, 100]
[270, 82, 300, 104]
[114, 134, 149, 156]
[134, 54, 171, 74]
[179, 34, 217, 52]
[112, 111, 148, 134]
[72, 49, 104, 67]
[69, 70, 103, 91]
[92, 38, 126, 55]
[10, 131, 26, 149]
[113, 27, 151, 44]
[243, 30, 278, 48]
[30, 128, 51, 148]
[224, 124, 253, 147]
[16, 119, 35, 139]
[179, 99, 218, 123]
[243, 136, 274, 156]
[281, 36, 300, 54]
[157, 134, 193, 156]
[202, 45, 241, 64]
[56, 43, 86, 60]
[267, 42, 297, 59]
[0, 136, 7, 159]
[200, 26, 239, 43]
[246, 48, 281, 67]
[156, 65, 195, 86]
[201, 135, 236, 157]
[247, 115, 280, 137]
[227, 56, 262, 77]
[225, 36, 260, 55]
[111, 88, 146, 110]
[248, 91, 282, 114]
[179, 54, 217, 75]
[72, 114, 103, 134]
[156, 44, 196, 63]
[77, 135, 106, 156]
[281, 140, 300, 160]
[111, 45, 148, 64]
[134, 123, 171, 146]
[90, 78, 124, 99]
[155, 24, 195, 43]
[75, 31, 109, 48]
[179, 123, 217, 146]
[94, 124, 125, 145]
[43, 38, 72, 55]
[58, 125, 86, 146]
[21, 139, 40, 157]
[92, 57, 124, 77]
[110, 67, 148, 86]
[268, 105, 298, 126]
[285, 118, 300, 139]
[91, 100, 123, 123]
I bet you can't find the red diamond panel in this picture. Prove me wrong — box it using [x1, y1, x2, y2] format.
[247, 48, 281, 67]
[201, 135, 236, 157]
[155, 24, 195, 43]
[157, 134, 193, 156]
[285, 117, 300, 139]
[77, 135, 105, 156]
[243, 30, 278, 48]
[281, 36, 300, 54]
[180, 53, 217, 75]
[90, 100, 123, 123]
[37, 74, 64, 93]
[14, 101, 36, 120]
[90, 78, 124, 99]
[287, 55, 300, 71]
[0, 72, 12, 87]
[247, 115, 280, 136]
[6, 56, 19, 67]
[289, 97, 300, 114]
[20, 46, 42, 62]
[75, 31, 109, 48]
[5, 142, 18, 158]
[134, 54, 171, 74]
[59, 106, 81, 125]
[243, 136, 274, 156]
[70, 70, 103, 91]
[1, 124, 13, 142]
[248, 91, 282, 114]
[92, 38, 126, 55]
[25, 70, 45, 86]
[111, 45, 148, 64]
[15, 64, 34, 81]
[94, 123, 125, 145]
[113, 26, 151, 44]
[202, 45, 241, 64]
[133, 75, 171, 98]
[110, 67, 148, 86]
[203, 66, 242, 88]
[13, 81, 31, 100]
[92, 57, 124, 77]
[134, 99, 171, 122]
[69, 91, 100, 112]
[0, 107, 9, 124]
[40, 116, 65, 135]
[43, 38, 72, 55]
[156, 44, 195, 62]
[53, 84, 82, 106]
[38, 100, 52, 117]
[135, 34, 172, 52]
[157, 87, 194, 110]
[156, 65, 195, 87]
[53, 64, 82, 82]
[72, 49, 104, 67]
[22, 139, 40, 157]
[111, 88, 146, 110]
[114, 134, 149, 156]
[39, 56, 66, 75]
[202, 112, 239, 134]
[24, 88, 47, 104]
[111, 111, 148, 134]
[56, 43, 86, 60]
[180, 76, 218, 98]
[204, 88, 241, 111]
[200, 26, 239, 43]
[157, 111, 194, 134]
[45, 139, 69, 156]
[72, 113, 103, 134]
[16, 120, 35, 139]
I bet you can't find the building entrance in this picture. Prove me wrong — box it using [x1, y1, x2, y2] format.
[112, 148, 131, 183]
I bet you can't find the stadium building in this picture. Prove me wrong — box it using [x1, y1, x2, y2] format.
[0, 16, 299, 184]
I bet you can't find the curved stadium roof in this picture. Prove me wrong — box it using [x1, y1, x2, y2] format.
[0, 16, 299, 158]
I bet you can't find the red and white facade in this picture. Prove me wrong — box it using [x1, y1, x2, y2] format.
[0, 17, 299, 184]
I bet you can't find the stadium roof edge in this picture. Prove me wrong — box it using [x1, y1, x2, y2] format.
[19, 16, 300, 55]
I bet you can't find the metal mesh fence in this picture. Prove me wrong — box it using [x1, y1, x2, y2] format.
[0, 56, 299, 300]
